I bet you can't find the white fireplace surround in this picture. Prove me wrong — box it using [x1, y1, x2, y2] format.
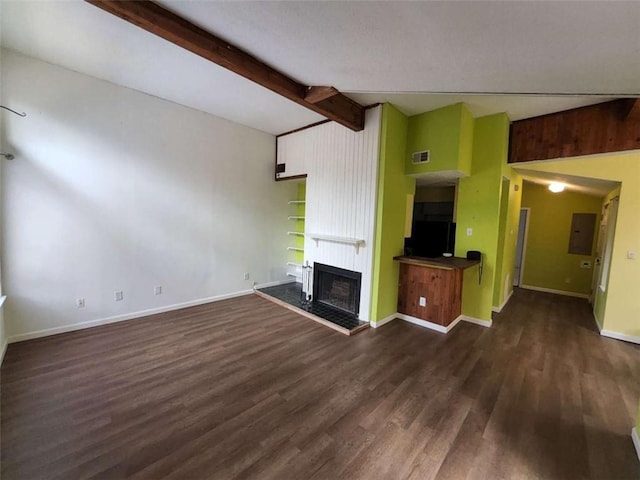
[302, 107, 381, 322]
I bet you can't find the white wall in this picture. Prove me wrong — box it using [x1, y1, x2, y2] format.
[1, 50, 296, 341]
[304, 107, 381, 321]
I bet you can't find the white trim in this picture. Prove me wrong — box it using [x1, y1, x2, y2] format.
[632, 428, 640, 464]
[601, 330, 640, 345]
[396, 313, 476, 334]
[7, 289, 255, 344]
[447, 315, 465, 331]
[460, 315, 493, 328]
[0, 340, 7, 366]
[386, 313, 493, 333]
[515, 207, 530, 287]
[1, 295, 8, 365]
[593, 314, 603, 333]
[397, 313, 447, 333]
[520, 284, 590, 299]
[370, 313, 397, 329]
[492, 289, 514, 313]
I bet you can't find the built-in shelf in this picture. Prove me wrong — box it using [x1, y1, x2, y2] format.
[288, 200, 306, 205]
[287, 246, 304, 252]
[287, 231, 305, 236]
[307, 233, 365, 253]
[288, 216, 305, 220]
[287, 261, 302, 267]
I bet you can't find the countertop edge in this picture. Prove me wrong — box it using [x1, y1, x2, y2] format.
[393, 256, 480, 270]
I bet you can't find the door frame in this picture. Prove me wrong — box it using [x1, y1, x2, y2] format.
[514, 207, 531, 287]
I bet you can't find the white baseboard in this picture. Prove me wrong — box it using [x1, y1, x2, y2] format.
[254, 278, 299, 289]
[460, 315, 493, 328]
[397, 313, 447, 333]
[370, 313, 397, 329]
[632, 428, 640, 463]
[7, 289, 255, 344]
[601, 330, 640, 345]
[520, 284, 590, 299]
[390, 313, 492, 334]
[0, 339, 7, 366]
[492, 290, 514, 313]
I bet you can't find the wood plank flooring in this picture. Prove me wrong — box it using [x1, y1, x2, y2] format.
[2, 288, 639, 479]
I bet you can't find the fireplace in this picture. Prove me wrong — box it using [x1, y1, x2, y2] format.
[313, 263, 362, 317]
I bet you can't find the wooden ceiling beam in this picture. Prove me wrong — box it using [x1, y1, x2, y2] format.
[305, 86, 341, 104]
[86, 0, 364, 131]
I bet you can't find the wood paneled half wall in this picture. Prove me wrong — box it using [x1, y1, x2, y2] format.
[509, 99, 640, 163]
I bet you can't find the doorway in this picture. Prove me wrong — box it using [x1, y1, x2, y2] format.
[514, 208, 530, 287]
[593, 197, 619, 314]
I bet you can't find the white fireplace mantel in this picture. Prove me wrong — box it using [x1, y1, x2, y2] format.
[307, 233, 365, 253]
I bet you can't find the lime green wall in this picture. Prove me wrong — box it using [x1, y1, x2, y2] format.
[371, 104, 415, 322]
[455, 113, 510, 321]
[520, 183, 602, 295]
[494, 178, 510, 305]
[293, 182, 306, 260]
[405, 103, 473, 176]
[515, 151, 639, 338]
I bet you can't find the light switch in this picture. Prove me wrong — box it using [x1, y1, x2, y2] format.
[466, 228, 473, 236]
[419, 297, 426, 307]
[628, 250, 637, 260]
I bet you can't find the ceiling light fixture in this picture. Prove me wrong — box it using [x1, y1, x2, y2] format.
[548, 182, 565, 193]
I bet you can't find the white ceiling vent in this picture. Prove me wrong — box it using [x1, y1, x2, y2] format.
[412, 150, 430, 164]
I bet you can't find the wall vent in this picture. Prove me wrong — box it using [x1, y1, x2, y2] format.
[412, 150, 430, 164]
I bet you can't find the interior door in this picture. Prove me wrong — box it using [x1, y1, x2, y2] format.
[513, 208, 529, 287]
[593, 197, 619, 312]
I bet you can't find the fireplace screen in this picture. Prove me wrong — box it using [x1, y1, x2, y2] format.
[313, 263, 362, 316]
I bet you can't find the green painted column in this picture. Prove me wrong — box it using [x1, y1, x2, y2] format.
[455, 113, 510, 322]
[370, 104, 415, 322]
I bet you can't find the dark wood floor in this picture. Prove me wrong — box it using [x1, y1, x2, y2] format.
[2, 288, 639, 479]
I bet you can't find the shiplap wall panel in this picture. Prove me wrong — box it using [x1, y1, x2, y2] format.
[303, 107, 381, 321]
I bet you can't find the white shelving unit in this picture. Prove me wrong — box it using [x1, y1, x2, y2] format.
[287, 198, 305, 282]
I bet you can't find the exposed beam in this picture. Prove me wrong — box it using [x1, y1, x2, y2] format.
[305, 86, 341, 104]
[85, 0, 364, 131]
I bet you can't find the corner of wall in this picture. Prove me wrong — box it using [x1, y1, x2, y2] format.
[456, 113, 510, 321]
[371, 103, 411, 322]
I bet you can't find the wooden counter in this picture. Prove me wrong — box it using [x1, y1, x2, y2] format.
[393, 255, 480, 270]
[393, 256, 479, 328]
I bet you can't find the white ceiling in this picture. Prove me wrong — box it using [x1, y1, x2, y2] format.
[1, 1, 639, 134]
[516, 170, 619, 198]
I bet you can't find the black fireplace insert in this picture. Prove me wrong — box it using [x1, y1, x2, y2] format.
[312, 263, 362, 317]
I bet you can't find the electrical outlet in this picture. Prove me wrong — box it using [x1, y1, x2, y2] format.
[628, 250, 637, 260]
[154, 286, 162, 295]
[565, 278, 571, 284]
[466, 228, 473, 236]
[244, 272, 250, 280]
[76, 298, 85, 308]
[419, 296, 426, 307]
[114, 291, 123, 301]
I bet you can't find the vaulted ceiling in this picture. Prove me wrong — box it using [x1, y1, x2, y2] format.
[2, 1, 639, 134]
